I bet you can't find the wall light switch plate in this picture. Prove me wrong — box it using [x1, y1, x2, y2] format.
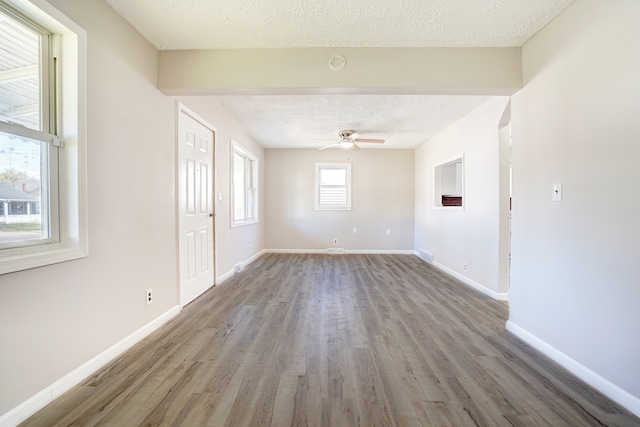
[552, 183, 562, 201]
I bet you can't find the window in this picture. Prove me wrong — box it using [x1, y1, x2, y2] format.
[231, 141, 258, 226]
[434, 155, 464, 209]
[315, 163, 351, 210]
[0, 1, 87, 274]
[0, 4, 58, 249]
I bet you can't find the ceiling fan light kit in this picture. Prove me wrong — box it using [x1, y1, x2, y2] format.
[319, 130, 385, 151]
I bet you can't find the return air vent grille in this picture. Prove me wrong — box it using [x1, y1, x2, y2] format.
[419, 249, 433, 263]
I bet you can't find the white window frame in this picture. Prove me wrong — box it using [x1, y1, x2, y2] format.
[0, 0, 88, 275]
[230, 140, 258, 227]
[315, 162, 352, 211]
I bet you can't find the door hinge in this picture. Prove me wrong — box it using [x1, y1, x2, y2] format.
[52, 136, 64, 148]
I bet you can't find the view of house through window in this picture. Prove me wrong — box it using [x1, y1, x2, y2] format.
[0, 132, 49, 244]
[0, 5, 57, 248]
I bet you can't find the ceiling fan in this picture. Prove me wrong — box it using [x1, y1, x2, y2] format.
[318, 130, 385, 151]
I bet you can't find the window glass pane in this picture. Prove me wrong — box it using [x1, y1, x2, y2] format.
[0, 9, 41, 131]
[317, 164, 350, 209]
[0, 130, 48, 244]
[245, 159, 254, 220]
[320, 168, 345, 186]
[233, 152, 245, 221]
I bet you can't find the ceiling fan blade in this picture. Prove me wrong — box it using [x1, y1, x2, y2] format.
[351, 143, 361, 151]
[318, 142, 340, 150]
[354, 138, 385, 143]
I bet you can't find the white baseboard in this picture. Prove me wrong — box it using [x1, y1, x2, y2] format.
[264, 248, 418, 255]
[0, 305, 181, 427]
[433, 261, 509, 301]
[245, 249, 267, 265]
[345, 249, 418, 255]
[263, 248, 326, 254]
[506, 321, 640, 418]
[217, 249, 268, 285]
[216, 268, 235, 284]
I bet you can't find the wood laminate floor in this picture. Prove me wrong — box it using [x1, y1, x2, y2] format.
[23, 254, 640, 426]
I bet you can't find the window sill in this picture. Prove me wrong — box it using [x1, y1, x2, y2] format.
[434, 206, 465, 211]
[231, 220, 259, 228]
[0, 244, 87, 275]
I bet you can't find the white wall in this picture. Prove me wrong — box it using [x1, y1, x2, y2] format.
[0, 0, 177, 416]
[4, 0, 638, 421]
[509, 0, 640, 413]
[415, 97, 510, 299]
[265, 149, 414, 251]
[0, 4, 268, 422]
[173, 97, 265, 277]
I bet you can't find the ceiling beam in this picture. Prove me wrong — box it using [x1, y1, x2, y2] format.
[158, 47, 522, 96]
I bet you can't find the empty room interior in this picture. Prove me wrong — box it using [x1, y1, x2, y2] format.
[1, 0, 639, 425]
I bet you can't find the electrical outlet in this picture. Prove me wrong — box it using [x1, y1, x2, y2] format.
[463, 263, 468, 272]
[146, 288, 153, 305]
[353, 227, 357, 234]
[333, 238, 338, 245]
[386, 229, 391, 235]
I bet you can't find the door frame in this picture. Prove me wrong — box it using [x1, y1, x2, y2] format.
[176, 102, 217, 307]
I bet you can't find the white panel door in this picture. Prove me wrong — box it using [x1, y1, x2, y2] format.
[178, 107, 215, 307]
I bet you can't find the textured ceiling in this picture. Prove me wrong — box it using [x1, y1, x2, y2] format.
[105, 0, 574, 50]
[216, 94, 492, 149]
[105, 0, 575, 149]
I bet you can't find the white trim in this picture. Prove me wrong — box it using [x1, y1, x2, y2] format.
[265, 248, 327, 254]
[433, 261, 509, 301]
[216, 268, 235, 284]
[506, 321, 640, 419]
[217, 249, 268, 284]
[264, 249, 418, 255]
[433, 206, 465, 211]
[244, 248, 266, 264]
[344, 249, 417, 255]
[0, 0, 88, 275]
[230, 249, 265, 273]
[177, 102, 217, 133]
[0, 306, 181, 427]
[315, 162, 352, 211]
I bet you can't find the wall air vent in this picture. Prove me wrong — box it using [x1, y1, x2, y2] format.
[419, 249, 433, 263]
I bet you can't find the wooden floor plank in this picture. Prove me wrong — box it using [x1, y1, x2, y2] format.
[20, 254, 640, 427]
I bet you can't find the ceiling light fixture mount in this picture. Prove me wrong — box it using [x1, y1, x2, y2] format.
[329, 54, 346, 71]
